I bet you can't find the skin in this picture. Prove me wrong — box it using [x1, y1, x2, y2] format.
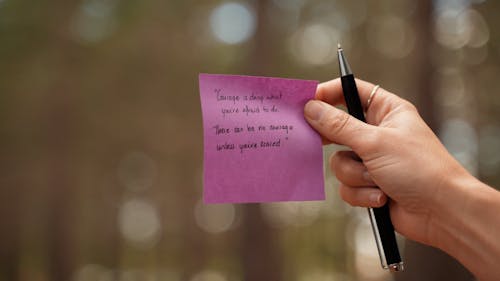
[303, 78, 500, 281]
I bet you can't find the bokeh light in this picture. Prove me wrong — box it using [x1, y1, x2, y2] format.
[118, 198, 161, 248]
[260, 201, 322, 228]
[73, 264, 113, 281]
[440, 118, 479, 175]
[434, 9, 470, 50]
[289, 23, 340, 66]
[307, 2, 351, 32]
[120, 269, 157, 281]
[194, 200, 236, 234]
[209, 2, 256, 45]
[71, 0, 117, 44]
[465, 9, 490, 48]
[190, 270, 227, 281]
[434, 7, 489, 50]
[434, 0, 469, 13]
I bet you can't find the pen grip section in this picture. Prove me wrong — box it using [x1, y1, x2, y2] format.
[340, 74, 366, 122]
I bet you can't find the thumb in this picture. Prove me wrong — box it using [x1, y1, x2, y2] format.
[304, 100, 374, 150]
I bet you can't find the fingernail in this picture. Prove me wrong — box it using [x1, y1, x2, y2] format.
[370, 193, 382, 205]
[363, 171, 375, 184]
[304, 100, 325, 121]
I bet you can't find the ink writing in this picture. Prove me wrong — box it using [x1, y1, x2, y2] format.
[213, 88, 295, 153]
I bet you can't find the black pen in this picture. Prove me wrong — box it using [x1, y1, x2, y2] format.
[337, 44, 404, 272]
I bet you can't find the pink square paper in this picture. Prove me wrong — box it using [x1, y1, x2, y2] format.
[199, 74, 324, 203]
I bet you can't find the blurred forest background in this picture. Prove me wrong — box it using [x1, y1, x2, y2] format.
[1, 0, 499, 280]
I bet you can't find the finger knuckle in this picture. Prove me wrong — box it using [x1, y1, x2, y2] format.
[362, 129, 382, 152]
[337, 160, 352, 179]
[321, 109, 350, 137]
[401, 100, 417, 112]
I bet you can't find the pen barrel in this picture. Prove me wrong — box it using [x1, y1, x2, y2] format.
[340, 74, 403, 270]
[370, 205, 402, 267]
[340, 75, 366, 122]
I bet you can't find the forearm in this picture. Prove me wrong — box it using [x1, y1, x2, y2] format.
[431, 174, 500, 281]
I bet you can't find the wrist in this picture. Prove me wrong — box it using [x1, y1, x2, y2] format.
[428, 170, 500, 280]
[427, 169, 478, 250]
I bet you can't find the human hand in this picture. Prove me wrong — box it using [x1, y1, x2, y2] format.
[304, 78, 471, 246]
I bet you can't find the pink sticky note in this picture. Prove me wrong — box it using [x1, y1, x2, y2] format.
[199, 74, 324, 203]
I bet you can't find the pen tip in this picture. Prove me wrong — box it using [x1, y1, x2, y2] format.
[337, 43, 342, 50]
